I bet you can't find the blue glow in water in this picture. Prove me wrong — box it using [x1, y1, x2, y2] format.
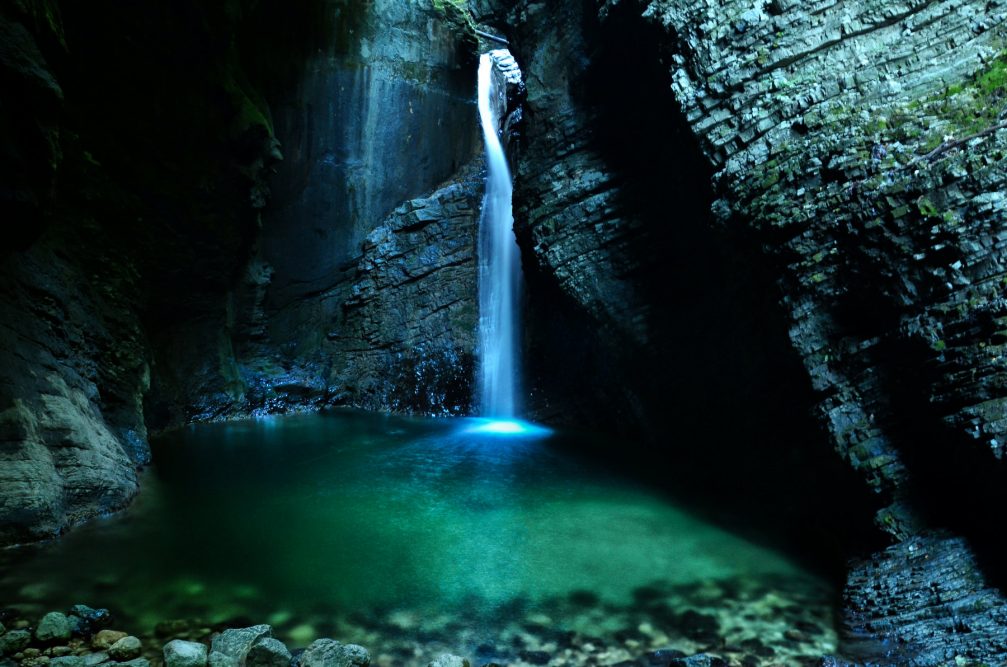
[464, 418, 552, 437]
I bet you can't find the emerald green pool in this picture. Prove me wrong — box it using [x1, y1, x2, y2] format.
[0, 410, 837, 663]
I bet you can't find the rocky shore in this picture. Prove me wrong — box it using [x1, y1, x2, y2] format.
[0, 573, 839, 667]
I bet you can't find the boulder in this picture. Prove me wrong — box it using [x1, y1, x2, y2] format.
[92, 630, 128, 650]
[211, 626, 272, 665]
[49, 657, 86, 667]
[0, 629, 31, 655]
[163, 640, 208, 667]
[246, 638, 291, 667]
[108, 636, 142, 661]
[36, 613, 72, 642]
[300, 640, 369, 667]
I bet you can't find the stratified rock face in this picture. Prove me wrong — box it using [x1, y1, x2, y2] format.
[330, 162, 483, 415]
[640, 0, 1007, 528]
[153, 0, 482, 421]
[593, 0, 1007, 661]
[842, 532, 1007, 664]
[0, 0, 284, 544]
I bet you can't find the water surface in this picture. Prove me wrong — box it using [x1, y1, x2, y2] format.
[0, 410, 836, 662]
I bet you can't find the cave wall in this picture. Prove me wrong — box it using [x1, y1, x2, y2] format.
[482, 0, 1007, 662]
[0, 0, 484, 544]
[0, 0, 281, 544]
[150, 0, 483, 422]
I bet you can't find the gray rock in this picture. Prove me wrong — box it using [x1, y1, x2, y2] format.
[207, 652, 238, 667]
[116, 659, 150, 667]
[300, 640, 369, 667]
[245, 638, 291, 667]
[668, 656, 727, 667]
[427, 656, 469, 667]
[49, 657, 86, 667]
[108, 636, 142, 661]
[82, 652, 108, 667]
[210, 626, 272, 665]
[36, 612, 72, 642]
[163, 640, 208, 667]
[0, 629, 31, 655]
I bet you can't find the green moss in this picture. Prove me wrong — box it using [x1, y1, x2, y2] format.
[932, 339, 947, 352]
[917, 196, 940, 219]
[432, 0, 477, 39]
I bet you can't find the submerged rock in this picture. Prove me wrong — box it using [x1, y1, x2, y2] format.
[667, 655, 727, 667]
[49, 657, 86, 667]
[301, 640, 369, 667]
[92, 630, 127, 651]
[108, 636, 142, 661]
[0, 630, 31, 655]
[246, 639, 291, 667]
[427, 656, 469, 667]
[164, 639, 209, 667]
[36, 613, 72, 643]
[211, 626, 272, 665]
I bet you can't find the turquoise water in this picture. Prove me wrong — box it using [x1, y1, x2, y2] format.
[0, 410, 836, 660]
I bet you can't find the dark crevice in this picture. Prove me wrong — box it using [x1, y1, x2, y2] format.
[518, 0, 882, 582]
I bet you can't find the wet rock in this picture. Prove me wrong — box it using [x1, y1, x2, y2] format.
[92, 631, 128, 651]
[246, 639, 291, 667]
[36, 613, 73, 643]
[49, 657, 86, 667]
[0, 630, 31, 655]
[67, 607, 110, 633]
[208, 652, 238, 667]
[116, 659, 150, 667]
[427, 656, 469, 667]
[211, 626, 272, 664]
[82, 652, 108, 666]
[667, 656, 727, 667]
[108, 636, 142, 661]
[300, 640, 369, 667]
[164, 640, 208, 667]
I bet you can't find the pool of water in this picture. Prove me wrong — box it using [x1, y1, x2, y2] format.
[0, 410, 837, 664]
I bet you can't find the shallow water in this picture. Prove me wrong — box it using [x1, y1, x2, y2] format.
[0, 410, 837, 663]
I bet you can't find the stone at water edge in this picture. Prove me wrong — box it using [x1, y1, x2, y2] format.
[36, 612, 73, 642]
[82, 652, 109, 667]
[668, 655, 728, 667]
[300, 639, 370, 667]
[0, 629, 31, 655]
[92, 630, 128, 650]
[427, 656, 469, 667]
[208, 652, 237, 667]
[116, 659, 150, 667]
[164, 639, 209, 667]
[211, 625, 272, 664]
[108, 636, 143, 661]
[246, 638, 291, 667]
[50, 656, 87, 667]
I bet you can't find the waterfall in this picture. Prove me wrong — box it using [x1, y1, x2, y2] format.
[477, 52, 520, 419]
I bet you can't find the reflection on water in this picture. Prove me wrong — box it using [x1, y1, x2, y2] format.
[0, 410, 836, 662]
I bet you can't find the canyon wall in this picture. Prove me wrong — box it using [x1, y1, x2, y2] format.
[481, 0, 1007, 662]
[0, 0, 481, 544]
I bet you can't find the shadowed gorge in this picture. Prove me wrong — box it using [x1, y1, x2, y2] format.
[3, 0, 1007, 665]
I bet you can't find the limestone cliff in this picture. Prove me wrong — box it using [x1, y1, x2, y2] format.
[485, 0, 1007, 662]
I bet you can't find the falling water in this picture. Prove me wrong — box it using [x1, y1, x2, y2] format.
[477, 52, 520, 419]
